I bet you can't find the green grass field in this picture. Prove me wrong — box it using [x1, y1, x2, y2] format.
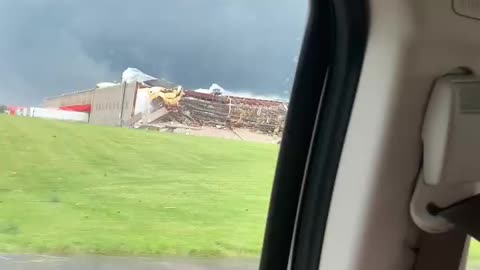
[470, 240, 480, 265]
[4, 115, 480, 265]
[0, 115, 279, 257]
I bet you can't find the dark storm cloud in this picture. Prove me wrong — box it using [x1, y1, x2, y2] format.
[0, 0, 307, 105]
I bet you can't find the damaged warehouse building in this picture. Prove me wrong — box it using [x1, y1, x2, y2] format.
[43, 70, 288, 142]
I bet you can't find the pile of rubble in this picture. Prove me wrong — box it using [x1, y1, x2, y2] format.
[128, 89, 288, 137]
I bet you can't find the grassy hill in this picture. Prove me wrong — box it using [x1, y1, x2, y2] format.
[0, 115, 279, 257]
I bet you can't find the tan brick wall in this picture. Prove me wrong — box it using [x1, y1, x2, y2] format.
[89, 83, 137, 126]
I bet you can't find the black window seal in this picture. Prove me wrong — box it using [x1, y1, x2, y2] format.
[259, 0, 369, 269]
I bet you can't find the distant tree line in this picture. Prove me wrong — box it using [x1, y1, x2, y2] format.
[0, 104, 6, 113]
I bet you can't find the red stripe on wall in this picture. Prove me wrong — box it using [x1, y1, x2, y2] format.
[59, 104, 92, 113]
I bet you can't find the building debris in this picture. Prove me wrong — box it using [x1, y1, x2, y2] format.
[124, 112, 143, 127]
[133, 89, 287, 136]
[141, 107, 170, 125]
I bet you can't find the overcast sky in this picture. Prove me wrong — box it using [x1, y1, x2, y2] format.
[0, 0, 308, 105]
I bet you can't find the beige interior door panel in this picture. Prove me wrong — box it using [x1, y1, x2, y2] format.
[319, 1, 480, 269]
